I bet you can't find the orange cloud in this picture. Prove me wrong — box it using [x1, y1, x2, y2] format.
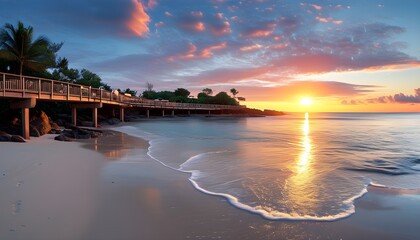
[240, 44, 263, 52]
[127, 0, 150, 37]
[168, 42, 227, 61]
[195, 22, 206, 31]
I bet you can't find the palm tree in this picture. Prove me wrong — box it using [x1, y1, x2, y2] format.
[0, 21, 57, 78]
[230, 88, 239, 98]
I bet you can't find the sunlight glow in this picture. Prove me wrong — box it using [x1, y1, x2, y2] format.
[300, 97, 313, 106]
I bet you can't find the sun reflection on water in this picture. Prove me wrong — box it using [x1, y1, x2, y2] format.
[285, 112, 317, 213]
[297, 112, 311, 173]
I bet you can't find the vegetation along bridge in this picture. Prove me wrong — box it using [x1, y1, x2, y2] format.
[0, 72, 245, 139]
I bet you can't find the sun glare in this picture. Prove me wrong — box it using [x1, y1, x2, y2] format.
[300, 97, 313, 106]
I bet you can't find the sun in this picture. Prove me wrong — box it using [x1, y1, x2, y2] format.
[300, 97, 313, 106]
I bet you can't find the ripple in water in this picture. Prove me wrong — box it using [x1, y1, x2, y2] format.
[115, 113, 420, 221]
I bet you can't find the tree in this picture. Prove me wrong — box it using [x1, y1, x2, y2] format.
[212, 92, 238, 105]
[75, 69, 111, 90]
[146, 82, 154, 91]
[123, 88, 137, 96]
[0, 21, 60, 78]
[174, 88, 190, 97]
[51, 57, 79, 82]
[202, 88, 213, 96]
[230, 88, 239, 98]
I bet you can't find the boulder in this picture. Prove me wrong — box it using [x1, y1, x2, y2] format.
[10, 135, 25, 143]
[30, 111, 52, 136]
[0, 131, 11, 141]
[29, 125, 41, 137]
[54, 134, 73, 142]
[0, 131, 25, 142]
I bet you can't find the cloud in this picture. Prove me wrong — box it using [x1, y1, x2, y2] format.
[342, 88, 420, 105]
[212, 81, 378, 101]
[126, 0, 151, 37]
[369, 88, 420, 104]
[175, 11, 206, 33]
[167, 42, 227, 61]
[208, 13, 231, 36]
[240, 44, 264, 52]
[240, 21, 276, 38]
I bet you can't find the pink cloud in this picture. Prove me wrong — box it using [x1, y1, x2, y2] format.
[316, 16, 331, 23]
[311, 4, 322, 10]
[146, 0, 157, 9]
[126, 0, 150, 37]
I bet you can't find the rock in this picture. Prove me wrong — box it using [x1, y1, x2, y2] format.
[29, 111, 52, 136]
[0, 131, 25, 142]
[54, 134, 73, 142]
[10, 135, 25, 143]
[106, 118, 121, 125]
[50, 122, 60, 131]
[29, 125, 41, 137]
[0, 131, 11, 141]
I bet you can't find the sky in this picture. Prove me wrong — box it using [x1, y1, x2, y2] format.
[0, 0, 419, 112]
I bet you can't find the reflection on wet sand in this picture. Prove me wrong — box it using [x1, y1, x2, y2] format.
[81, 131, 149, 160]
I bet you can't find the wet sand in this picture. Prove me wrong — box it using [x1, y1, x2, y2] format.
[0, 132, 419, 240]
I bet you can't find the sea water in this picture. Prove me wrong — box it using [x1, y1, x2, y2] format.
[114, 113, 420, 221]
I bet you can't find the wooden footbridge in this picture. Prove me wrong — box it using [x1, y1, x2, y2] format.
[0, 72, 245, 139]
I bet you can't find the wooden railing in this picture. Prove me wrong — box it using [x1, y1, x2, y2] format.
[0, 72, 245, 110]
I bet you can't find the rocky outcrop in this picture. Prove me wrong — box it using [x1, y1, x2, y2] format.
[30, 111, 52, 137]
[0, 131, 25, 143]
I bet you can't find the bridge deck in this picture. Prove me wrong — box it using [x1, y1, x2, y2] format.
[0, 72, 245, 111]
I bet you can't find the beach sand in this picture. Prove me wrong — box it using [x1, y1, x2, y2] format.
[1, 132, 419, 240]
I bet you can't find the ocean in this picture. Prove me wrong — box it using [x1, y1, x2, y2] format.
[114, 113, 420, 221]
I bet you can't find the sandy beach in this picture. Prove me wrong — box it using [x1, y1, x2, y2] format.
[1, 131, 419, 240]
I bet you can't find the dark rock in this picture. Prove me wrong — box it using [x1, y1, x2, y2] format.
[0, 131, 12, 141]
[54, 134, 73, 142]
[107, 118, 121, 125]
[10, 135, 25, 143]
[50, 122, 60, 131]
[29, 125, 41, 137]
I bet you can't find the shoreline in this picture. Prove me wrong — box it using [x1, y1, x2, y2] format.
[1, 128, 419, 239]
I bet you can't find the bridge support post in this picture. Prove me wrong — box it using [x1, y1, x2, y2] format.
[72, 107, 77, 126]
[22, 108, 30, 139]
[111, 108, 116, 118]
[208, 110, 211, 116]
[188, 110, 190, 116]
[119, 107, 124, 122]
[10, 98, 36, 139]
[146, 109, 150, 118]
[162, 110, 165, 117]
[172, 110, 174, 116]
[71, 103, 102, 129]
[92, 108, 98, 128]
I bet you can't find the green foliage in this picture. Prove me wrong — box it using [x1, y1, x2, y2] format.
[0, 21, 60, 76]
[142, 90, 157, 99]
[123, 88, 137, 96]
[197, 91, 238, 105]
[174, 88, 190, 97]
[72, 69, 111, 90]
[211, 92, 238, 105]
[202, 88, 213, 96]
